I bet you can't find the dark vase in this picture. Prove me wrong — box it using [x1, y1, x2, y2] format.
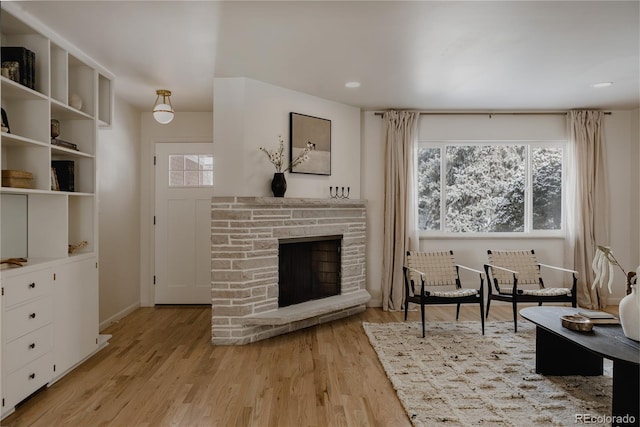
[271, 172, 287, 197]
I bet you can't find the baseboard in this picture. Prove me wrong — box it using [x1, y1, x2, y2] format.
[99, 302, 140, 332]
[367, 298, 382, 307]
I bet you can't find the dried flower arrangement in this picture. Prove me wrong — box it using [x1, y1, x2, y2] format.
[259, 135, 315, 173]
[592, 245, 635, 295]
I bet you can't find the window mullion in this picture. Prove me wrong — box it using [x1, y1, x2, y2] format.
[440, 146, 446, 232]
[525, 144, 533, 232]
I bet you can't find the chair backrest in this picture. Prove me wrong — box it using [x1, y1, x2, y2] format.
[487, 250, 541, 285]
[406, 251, 459, 287]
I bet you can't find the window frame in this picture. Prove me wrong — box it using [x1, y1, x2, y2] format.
[416, 139, 566, 238]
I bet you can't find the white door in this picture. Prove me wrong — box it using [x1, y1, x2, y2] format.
[155, 142, 213, 304]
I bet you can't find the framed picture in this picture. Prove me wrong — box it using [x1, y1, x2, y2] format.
[290, 112, 331, 175]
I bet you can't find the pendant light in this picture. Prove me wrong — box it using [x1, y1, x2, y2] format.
[152, 89, 174, 124]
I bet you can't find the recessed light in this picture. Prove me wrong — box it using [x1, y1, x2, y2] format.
[591, 82, 613, 88]
[345, 81, 361, 88]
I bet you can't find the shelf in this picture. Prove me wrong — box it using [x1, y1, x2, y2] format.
[0, 14, 51, 96]
[50, 43, 68, 104]
[0, 187, 52, 195]
[0, 89, 49, 141]
[98, 74, 112, 126]
[0, 257, 65, 275]
[0, 77, 47, 101]
[65, 191, 94, 197]
[68, 55, 95, 117]
[50, 145, 94, 159]
[51, 99, 94, 120]
[1, 186, 94, 196]
[1, 143, 50, 190]
[50, 190, 94, 197]
[0, 133, 49, 148]
[1, 4, 106, 417]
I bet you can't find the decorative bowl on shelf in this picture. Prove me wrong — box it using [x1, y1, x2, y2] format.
[561, 314, 593, 332]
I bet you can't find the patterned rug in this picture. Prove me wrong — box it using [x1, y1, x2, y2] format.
[363, 321, 612, 427]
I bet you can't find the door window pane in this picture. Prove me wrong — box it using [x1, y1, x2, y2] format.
[168, 154, 214, 187]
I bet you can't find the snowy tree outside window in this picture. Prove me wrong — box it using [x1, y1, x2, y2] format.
[417, 142, 563, 234]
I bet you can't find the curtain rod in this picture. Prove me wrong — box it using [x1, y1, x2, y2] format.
[373, 111, 612, 117]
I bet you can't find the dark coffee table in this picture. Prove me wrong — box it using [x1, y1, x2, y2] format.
[520, 306, 639, 425]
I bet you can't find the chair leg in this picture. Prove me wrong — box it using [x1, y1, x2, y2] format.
[512, 299, 518, 332]
[486, 297, 491, 319]
[421, 304, 426, 338]
[456, 303, 461, 320]
[404, 299, 409, 321]
[538, 302, 543, 306]
[480, 299, 485, 336]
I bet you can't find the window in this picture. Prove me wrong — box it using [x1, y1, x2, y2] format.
[168, 154, 213, 187]
[417, 142, 563, 234]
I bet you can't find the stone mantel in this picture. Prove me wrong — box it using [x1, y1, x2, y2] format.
[211, 196, 366, 207]
[211, 196, 369, 345]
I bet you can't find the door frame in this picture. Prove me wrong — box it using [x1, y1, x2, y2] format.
[140, 137, 213, 307]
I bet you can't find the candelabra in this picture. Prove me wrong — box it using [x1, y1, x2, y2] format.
[329, 186, 350, 199]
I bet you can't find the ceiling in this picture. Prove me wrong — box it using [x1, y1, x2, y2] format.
[13, 1, 640, 113]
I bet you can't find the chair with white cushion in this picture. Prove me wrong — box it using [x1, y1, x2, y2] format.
[403, 250, 485, 337]
[484, 249, 577, 332]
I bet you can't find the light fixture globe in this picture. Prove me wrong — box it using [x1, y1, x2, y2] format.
[153, 104, 174, 124]
[152, 89, 174, 124]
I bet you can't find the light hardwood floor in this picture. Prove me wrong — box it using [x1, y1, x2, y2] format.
[2, 303, 579, 426]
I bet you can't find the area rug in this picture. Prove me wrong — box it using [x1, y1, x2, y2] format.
[363, 321, 612, 427]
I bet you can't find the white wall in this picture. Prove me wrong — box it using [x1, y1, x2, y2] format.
[362, 111, 639, 307]
[139, 112, 213, 306]
[213, 77, 361, 199]
[97, 96, 142, 328]
[361, 112, 386, 307]
[605, 110, 639, 298]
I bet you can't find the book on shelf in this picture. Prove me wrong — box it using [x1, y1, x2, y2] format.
[51, 138, 79, 151]
[51, 167, 59, 191]
[1, 47, 35, 89]
[51, 160, 74, 192]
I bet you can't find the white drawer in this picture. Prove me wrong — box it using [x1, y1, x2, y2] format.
[3, 268, 52, 307]
[4, 324, 53, 375]
[3, 352, 52, 411]
[4, 297, 53, 342]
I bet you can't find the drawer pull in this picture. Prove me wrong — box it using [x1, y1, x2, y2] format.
[29, 313, 37, 319]
[29, 373, 36, 380]
[29, 282, 36, 289]
[29, 343, 36, 349]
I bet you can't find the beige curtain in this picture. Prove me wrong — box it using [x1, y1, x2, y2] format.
[381, 111, 420, 310]
[566, 110, 609, 309]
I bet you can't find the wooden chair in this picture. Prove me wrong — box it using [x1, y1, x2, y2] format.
[403, 250, 485, 337]
[484, 249, 577, 332]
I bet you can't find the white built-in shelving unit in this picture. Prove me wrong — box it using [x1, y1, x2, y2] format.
[0, 3, 113, 418]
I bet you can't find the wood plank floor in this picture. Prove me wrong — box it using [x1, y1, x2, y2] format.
[1, 303, 587, 426]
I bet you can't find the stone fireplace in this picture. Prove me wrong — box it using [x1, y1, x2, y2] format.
[211, 197, 369, 345]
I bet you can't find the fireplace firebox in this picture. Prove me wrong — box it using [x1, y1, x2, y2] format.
[278, 235, 342, 307]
